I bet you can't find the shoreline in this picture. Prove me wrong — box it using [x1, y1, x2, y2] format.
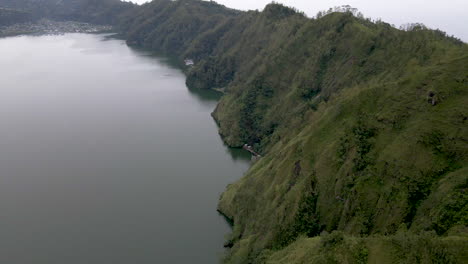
[0, 19, 113, 38]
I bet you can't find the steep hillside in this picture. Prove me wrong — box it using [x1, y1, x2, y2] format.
[2, 1, 466, 263]
[217, 44, 467, 262]
[117, 2, 468, 263]
[263, 232, 468, 264]
[119, 0, 240, 55]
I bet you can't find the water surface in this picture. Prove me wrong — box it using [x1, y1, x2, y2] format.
[0, 33, 250, 264]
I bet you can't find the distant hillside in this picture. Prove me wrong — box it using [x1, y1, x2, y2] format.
[0, 0, 135, 24]
[118, 0, 240, 55]
[0, 7, 34, 25]
[2, 1, 466, 263]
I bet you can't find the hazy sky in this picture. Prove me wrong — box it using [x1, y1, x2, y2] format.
[129, 0, 467, 41]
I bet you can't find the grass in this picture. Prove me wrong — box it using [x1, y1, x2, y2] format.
[9, 1, 466, 262]
[264, 232, 468, 264]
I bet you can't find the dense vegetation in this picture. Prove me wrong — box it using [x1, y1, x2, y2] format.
[0, 7, 34, 25]
[120, 4, 467, 262]
[1, 0, 466, 263]
[118, 0, 239, 55]
[0, 0, 135, 24]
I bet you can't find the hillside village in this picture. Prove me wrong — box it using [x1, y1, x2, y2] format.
[0, 19, 112, 36]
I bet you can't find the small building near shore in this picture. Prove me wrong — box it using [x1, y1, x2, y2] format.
[184, 59, 194, 66]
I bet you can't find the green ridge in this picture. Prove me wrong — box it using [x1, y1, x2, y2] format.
[1, 1, 466, 262]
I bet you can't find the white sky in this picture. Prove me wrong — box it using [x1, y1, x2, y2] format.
[127, 0, 467, 41]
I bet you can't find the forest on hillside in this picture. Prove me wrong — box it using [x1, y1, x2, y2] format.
[0, 7, 34, 25]
[1, 1, 466, 263]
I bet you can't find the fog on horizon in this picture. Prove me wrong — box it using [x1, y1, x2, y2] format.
[127, 0, 468, 42]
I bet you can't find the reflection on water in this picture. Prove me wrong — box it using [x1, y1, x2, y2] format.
[224, 146, 251, 162]
[119, 36, 227, 105]
[187, 85, 224, 103]
[0, 33, 250, 264]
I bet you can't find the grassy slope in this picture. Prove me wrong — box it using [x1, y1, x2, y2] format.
[5, 1, 466, 262]
[218, 48, 467, 261]
[210, 10, 468, 264]
[265, 232, 468, 264]
[119, 2, 468, 262]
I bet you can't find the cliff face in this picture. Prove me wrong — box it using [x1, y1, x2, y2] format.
[3, 1, 467, 262]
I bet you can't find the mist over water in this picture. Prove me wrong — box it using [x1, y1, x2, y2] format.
[0, 33, 250, 263]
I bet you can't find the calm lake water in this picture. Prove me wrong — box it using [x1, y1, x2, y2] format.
[0, 33, 250, 263]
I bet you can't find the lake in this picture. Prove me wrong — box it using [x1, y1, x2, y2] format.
[0, 33, 250, 263]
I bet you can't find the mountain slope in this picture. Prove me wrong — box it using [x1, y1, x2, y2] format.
[217, 46, 467, 262]
[119, 0, 239, 55]
[120, 3, 467, 262]
[0, 7, 34, 25]
[1, 1, 466, 263]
